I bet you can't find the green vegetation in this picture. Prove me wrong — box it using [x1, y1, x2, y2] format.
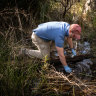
[0, 0, 96, 96]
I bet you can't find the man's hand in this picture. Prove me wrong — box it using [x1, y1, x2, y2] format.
[64, 65, 72, 73]
[71, 48, 76, 56]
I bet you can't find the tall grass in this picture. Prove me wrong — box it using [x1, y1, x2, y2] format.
[0, 1, 96, 96]
[0, 56, 42, 96]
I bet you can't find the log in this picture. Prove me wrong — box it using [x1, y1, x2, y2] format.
[50, 54, 93, 64]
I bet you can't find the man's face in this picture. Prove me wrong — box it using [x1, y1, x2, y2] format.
[69, 30, 81, 40]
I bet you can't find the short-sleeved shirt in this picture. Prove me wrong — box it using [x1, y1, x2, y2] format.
[33, 21, 70, 48]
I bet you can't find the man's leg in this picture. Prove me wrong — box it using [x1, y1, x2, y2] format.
[24, 32, 50, 59]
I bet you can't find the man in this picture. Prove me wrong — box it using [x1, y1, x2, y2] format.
[21, 21, 81, 73]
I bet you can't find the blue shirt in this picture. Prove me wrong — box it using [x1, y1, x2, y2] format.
[33, 21, 70, 47]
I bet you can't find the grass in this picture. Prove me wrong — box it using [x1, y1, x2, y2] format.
[0, 56, 42, 96]
[0, 29, 96, 96]
[0, 37, 96, 96]
[0, 2, 96, 95]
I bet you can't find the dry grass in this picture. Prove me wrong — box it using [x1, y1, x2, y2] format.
[39, 65, 96, 96]
[0, 4, 96, 96]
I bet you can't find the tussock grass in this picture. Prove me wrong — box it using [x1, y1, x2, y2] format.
[0, 2, 96, 96]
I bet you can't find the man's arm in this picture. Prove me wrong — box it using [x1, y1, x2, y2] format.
[66, 37, 73, 49]
[56, 46, 67, 66]
[67, 37, 76, 56]
[56, 46, 72, 73]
